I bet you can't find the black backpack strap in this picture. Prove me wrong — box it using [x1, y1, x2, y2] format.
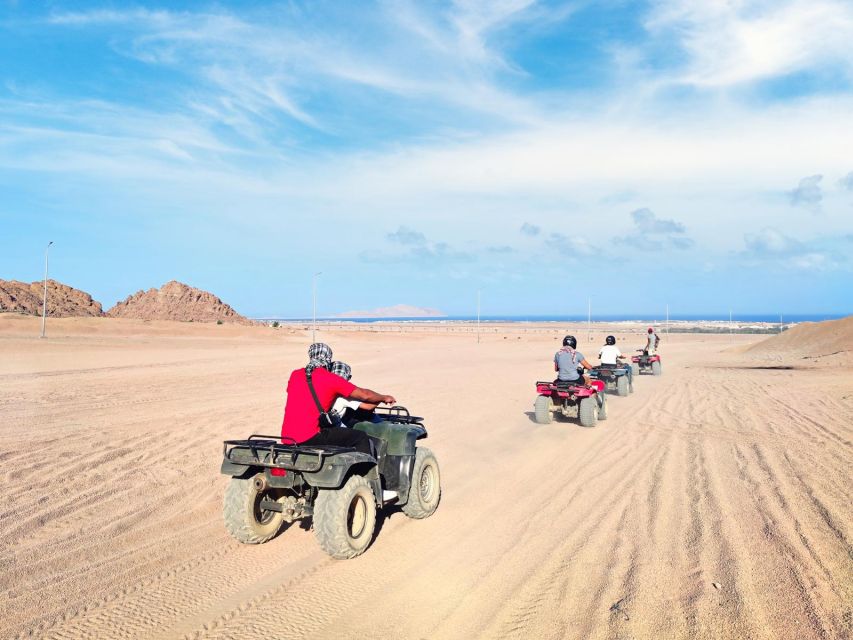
[305, 369, 324, 412]
[306, 369, 335, 428]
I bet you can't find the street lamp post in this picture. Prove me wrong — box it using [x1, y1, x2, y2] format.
[477, 290, 481, 344]
[312, 272, 322, 343]
[40, 241, 53, 339]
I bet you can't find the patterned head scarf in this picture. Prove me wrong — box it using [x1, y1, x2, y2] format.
[330, 361, 352, 381]
[306, 343, 333, 374]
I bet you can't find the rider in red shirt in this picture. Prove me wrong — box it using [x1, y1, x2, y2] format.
[281, 343, 396, 455]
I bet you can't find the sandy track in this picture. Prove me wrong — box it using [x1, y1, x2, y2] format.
[1, 318, 851, 640]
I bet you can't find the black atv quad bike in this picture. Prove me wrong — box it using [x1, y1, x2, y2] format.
[220, 407, 440, 560]
[588, 363, 634, 396]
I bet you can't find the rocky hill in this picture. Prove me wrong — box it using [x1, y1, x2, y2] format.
[0, 279, 103, 317]
[106, 280, 249, 324]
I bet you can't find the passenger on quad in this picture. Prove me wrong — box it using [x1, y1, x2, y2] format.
[554, 335, 593, 386]
[329, 361, 379, 427]
[599, 335, 627, 367]
[281, 343, 396, 455]
[645, 327, 660, 355]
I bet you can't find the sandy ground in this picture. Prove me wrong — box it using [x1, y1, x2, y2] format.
[1, 315, 851, 640]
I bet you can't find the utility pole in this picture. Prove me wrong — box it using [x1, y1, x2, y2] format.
[587, 297, 591, 344]
[40, 241, 53, 339]
[477, 290, 481, 344]
[780, 313, 783, 334]
[312, 271, 322, 343]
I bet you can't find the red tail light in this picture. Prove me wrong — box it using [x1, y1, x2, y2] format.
[270, 468, 287, 477]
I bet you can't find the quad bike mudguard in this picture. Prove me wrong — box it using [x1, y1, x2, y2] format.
[353, 420, 427, 504]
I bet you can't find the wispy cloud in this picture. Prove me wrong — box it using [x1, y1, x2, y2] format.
[788, 174, 823, 210]
[645, 0, 853, 88]
[520, 222, 540, 236]
[387, 226, 427, 245]
[741, 227, 845, 271]
[364, 226, 474, 264]
[615, 208, 693, 251]
[545, 232, 595, 257]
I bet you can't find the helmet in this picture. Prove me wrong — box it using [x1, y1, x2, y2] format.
[562, 335, 577, 348]
[605, 335, 616, 345]
[648, 327, 654, 333]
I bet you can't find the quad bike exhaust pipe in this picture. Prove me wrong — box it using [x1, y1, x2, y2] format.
[253, 475, 268, 492]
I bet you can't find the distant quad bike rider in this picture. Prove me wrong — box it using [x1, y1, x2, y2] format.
[645, 327, 661, 355]
[554, 335, 593, 386]
[280, 343, 396, 455]
[599, 335, 632, 385]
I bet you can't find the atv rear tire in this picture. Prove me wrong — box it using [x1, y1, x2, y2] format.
[579, 397, 598, 428]
[534, 395, 552, 424]
[402, 447, 441, 519]
[223, 476, 284, 544]
[597, 393, 608, 421]
[314, 474, 376, 559]
[652, 361, 662, 376]
[616, 375, 629, 397]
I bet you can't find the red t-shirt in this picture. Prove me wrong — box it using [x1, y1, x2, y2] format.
[281, 367, 356, 443]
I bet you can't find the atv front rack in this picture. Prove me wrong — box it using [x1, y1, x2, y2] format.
[223, 435, 357, 473]
[373, 405, 424, 425]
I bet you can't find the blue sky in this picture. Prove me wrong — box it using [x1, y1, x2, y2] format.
[1, 0, 852, 317]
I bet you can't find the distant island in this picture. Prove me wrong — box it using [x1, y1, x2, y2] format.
[336, 304, 446, 318]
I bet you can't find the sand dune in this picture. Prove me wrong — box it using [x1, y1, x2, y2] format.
[1, 316, 850, 639]
[747, 315, 853, 365]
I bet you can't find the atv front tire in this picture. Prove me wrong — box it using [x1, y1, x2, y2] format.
[223, 476, 285, 544]
[616, 375, 629, 397]
[402, 447, 441, 519]
[534, 395, 553, 424]
[314, 474, 377, 559]
[652, 361, 662, 376]
[579, 397, 598, 428]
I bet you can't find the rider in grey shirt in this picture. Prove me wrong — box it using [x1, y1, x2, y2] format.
[554, 335, 594, 385]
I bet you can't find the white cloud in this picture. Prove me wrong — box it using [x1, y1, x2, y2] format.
[646, 0, 853, 87]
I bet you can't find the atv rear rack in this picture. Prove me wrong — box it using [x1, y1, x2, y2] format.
[223, 435, 357, 473]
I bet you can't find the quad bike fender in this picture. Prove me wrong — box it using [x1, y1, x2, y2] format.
[353, 421, 426, 456]
[302, 451, 378, 489]
[220, 458, 257, 478]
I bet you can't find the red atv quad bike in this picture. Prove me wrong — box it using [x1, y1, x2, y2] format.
[632, 349, 662, 376]
[533, 379, 607, 427]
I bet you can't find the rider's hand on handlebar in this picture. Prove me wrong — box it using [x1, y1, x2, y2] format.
[381, 395, 396, 405]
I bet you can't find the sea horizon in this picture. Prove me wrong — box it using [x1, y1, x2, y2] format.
[255, 312, 848, 324]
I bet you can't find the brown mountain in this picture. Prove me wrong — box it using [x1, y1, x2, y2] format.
[106, 280, 249, 324]
[0, 279, 104, 317]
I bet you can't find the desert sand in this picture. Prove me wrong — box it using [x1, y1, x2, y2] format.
[0, 314, 850, 640]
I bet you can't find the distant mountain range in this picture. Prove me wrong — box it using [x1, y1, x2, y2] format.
[336, 304, 446, 318]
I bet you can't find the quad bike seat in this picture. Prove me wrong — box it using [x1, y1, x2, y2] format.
[554, 379, 586, 389]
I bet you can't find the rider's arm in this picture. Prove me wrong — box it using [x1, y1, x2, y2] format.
[349, 386, 396, 405]
[579, 358, 593, 369]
